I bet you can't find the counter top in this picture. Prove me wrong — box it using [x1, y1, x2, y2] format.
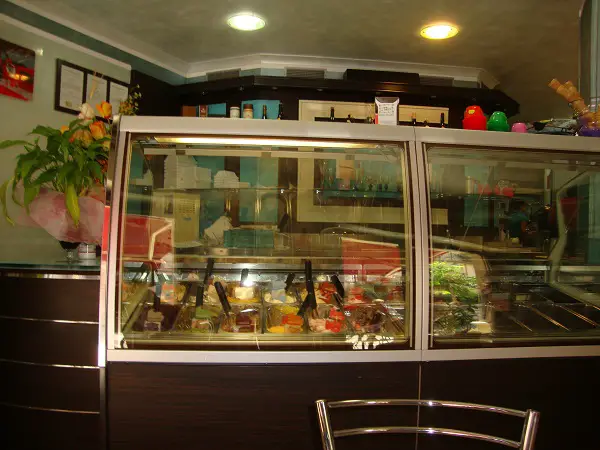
[0, 260, 100, 275]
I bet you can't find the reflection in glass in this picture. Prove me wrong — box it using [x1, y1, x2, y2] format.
[428, 147, 600, 346]
[116, 136, 411, 351]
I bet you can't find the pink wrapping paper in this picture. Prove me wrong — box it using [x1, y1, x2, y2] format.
[26, 188, 105, 244]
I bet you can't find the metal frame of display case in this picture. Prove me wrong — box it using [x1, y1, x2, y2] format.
[414, 127, 600, 361]
[101, 117, 600, 366]
[103, 117, 421, 364]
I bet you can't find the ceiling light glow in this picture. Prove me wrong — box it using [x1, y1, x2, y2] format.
[227, 13, 266, 31]
[420, 23, 459, 40]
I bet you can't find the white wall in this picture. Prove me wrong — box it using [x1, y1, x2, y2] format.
[0, 16, 130, 262]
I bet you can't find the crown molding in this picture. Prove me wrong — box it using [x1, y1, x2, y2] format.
[7, 0, 189, 76]
[186, 53, 500, 88]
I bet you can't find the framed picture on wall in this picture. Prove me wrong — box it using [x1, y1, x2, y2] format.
[0, 38, 35, 102]
[55, 59, 129, 116]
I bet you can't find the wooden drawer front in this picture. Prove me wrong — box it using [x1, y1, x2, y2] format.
[0, 404, 100, 450]
[108, 362, 420, 450]
[0, 318, 98, 366]
[0, 361, 100, 412]
[0, 277, 99, 322]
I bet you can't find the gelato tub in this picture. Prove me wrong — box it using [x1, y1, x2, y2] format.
[226, 282, 261, 304]
[220, 304, 262, 333]
[307, 304, 347, 334]
[346, 304, 387, 333]
[131, 303, 182, 332]
[266, 305, 304, 333]
[176, 304, 222, 333]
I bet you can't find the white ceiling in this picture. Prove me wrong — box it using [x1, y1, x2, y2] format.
[12, 0, 585, 121]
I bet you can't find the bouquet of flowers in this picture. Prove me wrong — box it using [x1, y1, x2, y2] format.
[0, 101, 113, 243]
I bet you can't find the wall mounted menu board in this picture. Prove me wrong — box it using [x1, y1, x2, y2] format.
[54, 59, 129, 116]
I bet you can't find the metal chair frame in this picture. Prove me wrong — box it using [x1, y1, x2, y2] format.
[315, 399, 540, 450]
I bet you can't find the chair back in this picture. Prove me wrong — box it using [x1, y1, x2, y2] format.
[315, 399, 540, 450]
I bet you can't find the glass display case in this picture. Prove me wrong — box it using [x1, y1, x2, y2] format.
[104, 118, 600, 360]
[419, 128, 600, 348]
[106, 118, 415, 352]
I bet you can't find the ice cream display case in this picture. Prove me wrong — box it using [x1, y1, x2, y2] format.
[417, 127, 600, 350]
[104, 118, 600, 362]
[104, 118, 417, 355]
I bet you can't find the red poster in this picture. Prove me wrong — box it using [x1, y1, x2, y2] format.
[0, 39, 35, 102]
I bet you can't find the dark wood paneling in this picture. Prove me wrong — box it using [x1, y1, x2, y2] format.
[108, 362, 420, 450]
[420, 357, 600, 450]
[0, 318, 98, 366]
[177, 76, 519, 117]
[131, 69, 179, 116]
[0, 277, 99, 322]
[0, 405, 100, 450]
[0, 361, 99, 412]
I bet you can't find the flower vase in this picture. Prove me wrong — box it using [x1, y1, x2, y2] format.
[59, 241, 80, 263]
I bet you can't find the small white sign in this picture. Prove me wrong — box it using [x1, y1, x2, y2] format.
[375, 97, 399, 126]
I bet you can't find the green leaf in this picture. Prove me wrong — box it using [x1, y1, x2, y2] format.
[0, 140, 29, 150]
[32, 168, 59, 187]
[65, 183, 80, 227]
[30, 125, 60, 138]
[61, 143, 69, 162]
[57, 162, 76, 188]
[19, 159, 38, 180]
[11, 178, 22, 206]
[46, 135, 61, 153]
[69, 118, 84, 128]
[89, 161, 103, 180]
[23, 184, 40, 213]
[0, 179, 15, 226]
[75, 153, 86, 171]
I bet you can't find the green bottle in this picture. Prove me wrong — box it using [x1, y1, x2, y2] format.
[487, 111, 510, 132]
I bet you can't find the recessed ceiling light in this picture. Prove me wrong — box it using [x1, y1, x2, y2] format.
[420, 23, 459, 40]
[227, 13, 266, 31]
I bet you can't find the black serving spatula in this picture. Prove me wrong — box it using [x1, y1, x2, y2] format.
[195, 258, 215, 310]
[298, 260, 317, 317]
[152, 267, 161, 312]
[284, 272, 295, 292]
[305, 260, 317, 310]
[331, 274, 345, 299]
[214, 281, 231, 316]
[240, 268, 250, 285]
[144, 267, 164, 331]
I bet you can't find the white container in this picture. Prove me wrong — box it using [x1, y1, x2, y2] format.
[230, 107, 240, 118]
[78, 243, 96, 260]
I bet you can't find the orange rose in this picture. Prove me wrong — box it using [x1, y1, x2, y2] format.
[60, 125, 69, 134]
[96, 101, 112, 119]
[89, 121, 106, 140]
[70, 129, 93, 148]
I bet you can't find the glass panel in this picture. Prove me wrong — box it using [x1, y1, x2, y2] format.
[428, 146, 600, 347]
[117, 135, 411, 350]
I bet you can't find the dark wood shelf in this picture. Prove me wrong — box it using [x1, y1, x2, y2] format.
[176, 75, 519, 117]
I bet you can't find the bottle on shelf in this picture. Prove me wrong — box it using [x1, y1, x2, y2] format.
[262, 105, 268, 120]
[440, 113, 446, 128]
[411, 112, 417, 126]
[243, 104, 253, 119]
[330, 107, 336, 122]
[277, 103, 284, 120]
[423, 119, 430, 128]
